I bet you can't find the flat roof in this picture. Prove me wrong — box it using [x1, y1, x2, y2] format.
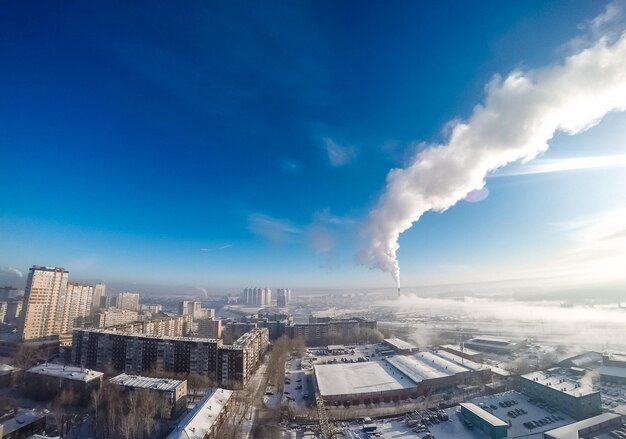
[460, 403, 508, 427]
[543, 413, 621, 439]
[440, 344, 482, 356]
[386, 351, 469, 384]
[110, 374, 184, 392]
[314, 361, 416, 397]
[599, 366, 626, 379]
[27, 364, 103, 382]
[607, 353, 626, 362]
[165, 388, 233, 439]
[471, 390, 576, 437]
[75, 328, 220, 344]
[434, 349, 511, 377]
[1, 410, 46, 435]
[522, 370, 597, 397]
[384, 338, 417, 351]
[467, 336, 515, 346]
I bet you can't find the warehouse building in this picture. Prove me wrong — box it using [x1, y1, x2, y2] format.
[314, 360, 418, 406]
[110, 373, 188, 419]
[459, 403, 508, 439]
[543, 412, 623, 439]
[520, 370, 601, 420]
[599, 353, 626, 384]
[440, 344, 484, 362]
[464, 336, 523, 355]
[314, 350, 487, 406]
[383, 338, 417, 355]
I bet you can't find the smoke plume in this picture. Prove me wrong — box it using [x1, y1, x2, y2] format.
[359, 30, 626, 287]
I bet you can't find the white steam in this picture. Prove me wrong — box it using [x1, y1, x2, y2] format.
[359, 30, 626, 287]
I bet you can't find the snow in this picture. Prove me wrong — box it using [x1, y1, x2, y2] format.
[165, 388, 233, 439]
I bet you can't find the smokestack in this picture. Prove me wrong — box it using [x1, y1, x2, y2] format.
[357, 25, 626, 285]
[397, 287, 401, 297]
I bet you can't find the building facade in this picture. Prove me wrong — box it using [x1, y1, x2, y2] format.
[92, 283, 106, 311]
[95, 308, 140, 328]
[21, 266, 69, 341]
[72, 327, 268, 387]
[116, 292, 140, 312]
[276, 288, 292, 307]
[242, 288, 272, 306]
[520, 370, 602, 420]
[110, 373, 187, 419]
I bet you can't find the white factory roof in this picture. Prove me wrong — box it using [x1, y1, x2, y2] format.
[433, 349, 511, 377]
[386, 351, 469, 384]
[110, 373, 184, 392]
[460, 403, 508, 427]
[522, 370, 596, 397]
[27, 363, 103, 382]
[315, 361, 416, 397]
[440, 344, 482, 357]
[467, 336, 514, 345]
[607, 353, 626, 362]
[166, 388, 233, 439]
[384, 338, 417, 351]
[543, 412, 621, 439]
[599, 366, 626, 379]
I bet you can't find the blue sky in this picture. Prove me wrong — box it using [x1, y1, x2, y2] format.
[1, 1, 625, 292]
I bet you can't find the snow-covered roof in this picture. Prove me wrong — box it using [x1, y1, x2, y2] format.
[384, 338, 417, 351]
[27, 363, 103, 382]
[386, 351, 469, 384]
[432, 350, 511, 377]
[599, 366, 626, 379]
[165, 388, 233, 439]
[314, 361, 416, 397]
[460, 403, 508, 427]
[543, 413, 621, 439]
[110, 373, 184, 392]
[522, 370, 596, 397]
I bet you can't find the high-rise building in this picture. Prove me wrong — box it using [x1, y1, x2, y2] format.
[0, 301, 7, 323]
[197, 319, 222, 339]
[58, 282, 94, 333]
[242, 288, 272, 306]
[0, 286, 21, 300]
[92, 283, 106, 311]
[21, 266, 69, 341]
[179, 300, 214, 319]
[276, 288, 292, 307]
[116, 292, 140, 311]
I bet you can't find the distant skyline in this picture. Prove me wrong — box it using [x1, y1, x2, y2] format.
[1, 1, 625, 294]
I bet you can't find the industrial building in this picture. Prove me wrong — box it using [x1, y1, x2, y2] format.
[520, 370, 601, 420]
[24, 363, 103, 402]
[459, 403, 508, 439]
[314, 360, 418, 406]
[383, 338, 417, 354]
[543, 413, 624, 439]
[314, 350, 487, 406]
[440, 344, 484, 362]
[599, 352, 626, 384]
[110, 373, 187, 419]
[463, 336, 523, 355]
[165, 388, 233, 439]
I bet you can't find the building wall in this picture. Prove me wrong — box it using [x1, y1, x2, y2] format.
[519, 376, 602, 420]
[21, 266, 69, 341]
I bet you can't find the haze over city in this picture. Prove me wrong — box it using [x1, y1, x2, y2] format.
[1, 1, 625, 298]
[3, 3, 626, 439]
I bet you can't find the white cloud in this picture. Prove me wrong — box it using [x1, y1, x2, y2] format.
[248, 213, 301, 244]
[359, 26, 626, 288]
[322, 138, 356, 166]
